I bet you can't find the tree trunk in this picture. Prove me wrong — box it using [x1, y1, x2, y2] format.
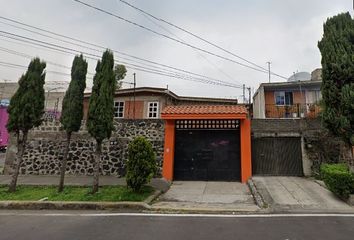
[8, 131, 27, 192]
[58, 132, 71, 193]
[92, 140, 102, 194]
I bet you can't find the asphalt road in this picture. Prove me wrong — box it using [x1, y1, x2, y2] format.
[0, 212, 353, 240]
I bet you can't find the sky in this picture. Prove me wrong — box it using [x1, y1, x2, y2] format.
[0, 0, 352, 102]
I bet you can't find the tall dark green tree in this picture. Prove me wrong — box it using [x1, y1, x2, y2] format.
[114, 64, 127, 89]
[87, 50, 116, 193]
[318, 12, 354, 154]
[58, 55, 88, 192]
[7, 58, 46, 192]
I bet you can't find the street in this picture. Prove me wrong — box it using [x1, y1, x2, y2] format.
[0, 211, 353, 240]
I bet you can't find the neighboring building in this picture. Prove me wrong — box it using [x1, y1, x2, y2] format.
[83, 87, 239, 120]
[253, 70, 322, 119]
[0, 106, 9, 151]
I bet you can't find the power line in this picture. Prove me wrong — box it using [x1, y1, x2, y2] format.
[0, 16, 244, 87]
[118, 0, 272, 73]
[0, 35, 242, 89]
[71, 0, 281, 77]
[139, 10, 237, 84]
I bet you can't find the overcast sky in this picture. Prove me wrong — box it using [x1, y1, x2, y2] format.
[0, 0, 352, 101]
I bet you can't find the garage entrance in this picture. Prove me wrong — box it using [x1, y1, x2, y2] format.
[161, 105, 252, 183]
[174, 120, 241, 181]
[252, 137, 303, 176]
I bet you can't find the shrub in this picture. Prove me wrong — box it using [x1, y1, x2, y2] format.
[320, 163, 354, 199]
[126, 136, 157, 192]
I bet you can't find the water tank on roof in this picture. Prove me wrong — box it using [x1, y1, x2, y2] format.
[287, 72, 311, 82]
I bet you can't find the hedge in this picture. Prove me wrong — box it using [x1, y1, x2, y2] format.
[320, 163, 354, 200]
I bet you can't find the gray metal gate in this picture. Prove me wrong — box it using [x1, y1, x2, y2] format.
[252, 137, 303, 176]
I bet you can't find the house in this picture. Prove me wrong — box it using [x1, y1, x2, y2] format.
[253, 69, 322, 119]
[83, 87, 239, 120]
[161, 104, 251, 183]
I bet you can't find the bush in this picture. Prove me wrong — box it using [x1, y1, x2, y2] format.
[126, 136, 157, 192]
[320, 163, 354, 199]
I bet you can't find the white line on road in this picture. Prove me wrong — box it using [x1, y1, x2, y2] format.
[1, 212, 354, 218]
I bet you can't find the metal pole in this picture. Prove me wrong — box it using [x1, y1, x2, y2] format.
[242, 84, 245, 104]
[133, 73, 136, 120]
[247, 87, 251, 105]
[267, 62, 271, 83]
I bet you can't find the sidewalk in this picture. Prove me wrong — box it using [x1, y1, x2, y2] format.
[252, 176, 354, 213]
[151, 181, 260, 213]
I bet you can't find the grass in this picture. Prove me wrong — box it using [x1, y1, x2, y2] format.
[0, 185, 154, 202]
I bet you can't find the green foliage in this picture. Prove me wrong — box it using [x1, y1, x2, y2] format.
[320, 163, 354, 199]
[126, 136, 157, 192]
[87, 50, 116, 143]
[60, 55, 88, 133]
[7, 58, 46, 133]
[318, 12, 354, 145]
[114, 64, 127, 89]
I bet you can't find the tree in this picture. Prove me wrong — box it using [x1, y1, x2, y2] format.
[126, 136, 156, 192]
[7, 58, 46, 192]
[114, 64, 127, 89]
[58, 55, 87, 192]
[318, 12, 354, 154]
[87, 50, 116, 193]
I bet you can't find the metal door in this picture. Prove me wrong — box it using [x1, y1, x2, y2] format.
[174, 120, 241, 181]
[252, 137, 303, 176]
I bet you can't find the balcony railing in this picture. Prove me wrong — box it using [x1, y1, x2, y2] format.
[265, 104, 320, 119]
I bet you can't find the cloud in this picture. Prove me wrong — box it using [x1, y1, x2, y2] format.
[0, 0, 352, 100]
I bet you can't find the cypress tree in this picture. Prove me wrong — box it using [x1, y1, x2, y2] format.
[7, 58, 46, 192]
[58, 55, 87, 192]
[87, 50, 116, 193]
[318, 12, 354, 153]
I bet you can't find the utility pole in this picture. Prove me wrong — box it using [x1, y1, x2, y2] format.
[242, 84, 246, 104]
[247, 87, 251, 105]
[133, 73, 136, 120]
[267, 62, 271, 83]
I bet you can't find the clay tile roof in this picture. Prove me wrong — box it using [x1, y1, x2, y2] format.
[161, 105, 248, 115]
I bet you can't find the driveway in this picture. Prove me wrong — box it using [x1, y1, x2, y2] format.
[252, 176, 354, 213]
[152, 181, 259, 212]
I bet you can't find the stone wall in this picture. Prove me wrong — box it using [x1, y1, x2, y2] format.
[4, 119, 165, 177]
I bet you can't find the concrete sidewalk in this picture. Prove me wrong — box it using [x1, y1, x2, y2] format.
[252, 176, 354, 213]
[0, 175, 170, 192]
[152, 181, 260, 212]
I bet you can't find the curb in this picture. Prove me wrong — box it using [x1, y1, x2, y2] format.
[247, 179, 267, 209]
[144, 190, 162, 204]
[0, 200, 151, 211]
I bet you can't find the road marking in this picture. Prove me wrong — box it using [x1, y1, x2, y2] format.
[0, 212, 354, 218]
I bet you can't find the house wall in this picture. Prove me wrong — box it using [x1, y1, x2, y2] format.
[252, 87, 265, 118]
[83, 92, 237, 120]
[263, 90, 316, 118]
[4, 119, 165, 176]
[4, 118, 351, 178]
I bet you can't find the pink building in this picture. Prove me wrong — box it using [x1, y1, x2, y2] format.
[0, 106, 9, 151]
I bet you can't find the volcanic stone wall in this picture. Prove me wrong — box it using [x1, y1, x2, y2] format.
[4, 119, 164, 177]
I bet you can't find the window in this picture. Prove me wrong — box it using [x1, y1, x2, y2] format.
[114, 101, 124, 118]
[275, 91, 293, 105]
[147, 102, 159, 118]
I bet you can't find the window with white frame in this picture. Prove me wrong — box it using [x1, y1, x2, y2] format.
[147, 102, 159, 118]
[114, 101, 124, 118]
[275, 91, 293, 105]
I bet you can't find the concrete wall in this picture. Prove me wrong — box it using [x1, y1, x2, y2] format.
[4, 119, 164, 176]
